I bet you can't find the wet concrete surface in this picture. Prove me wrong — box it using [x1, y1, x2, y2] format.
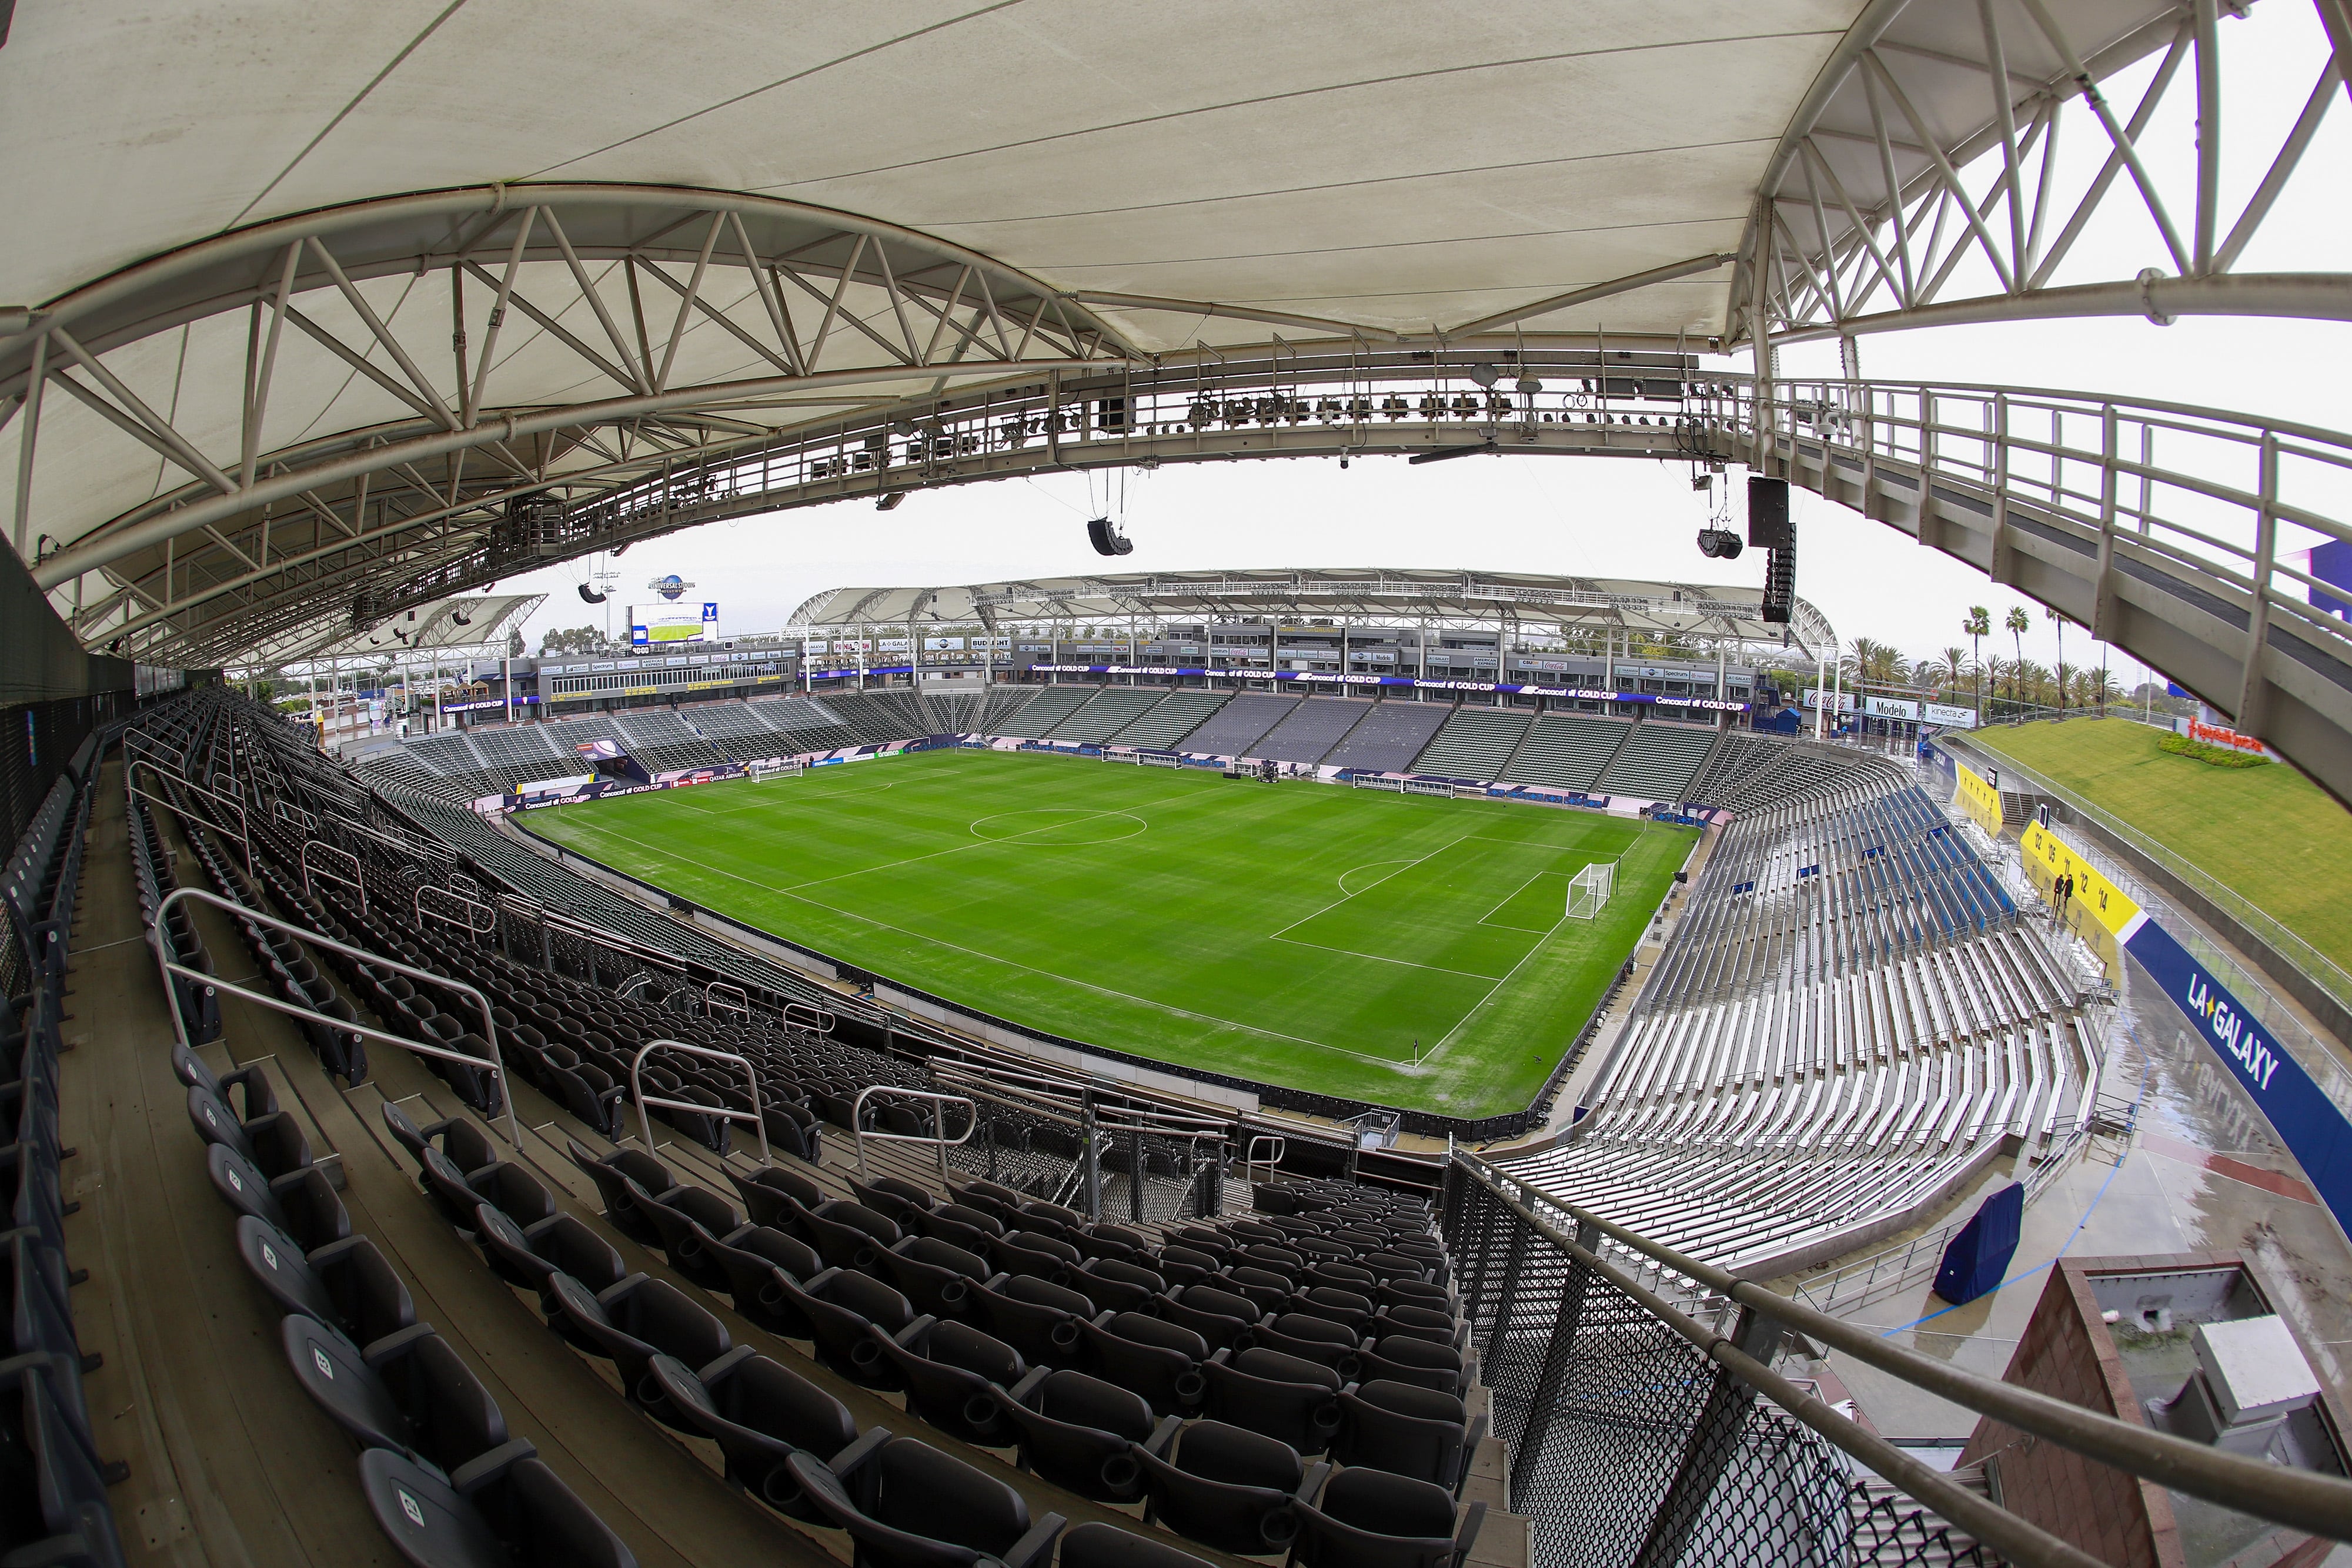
[1824, 942, 2352, 1439]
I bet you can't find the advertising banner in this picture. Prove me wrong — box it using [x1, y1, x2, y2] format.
[2180, 715, 2280, 760]
[1865, 696, 1921, 720]
[1953, 759, 2006, 835]
[1924, 702, 1980, 729]
[1020, 664, 1748, 711]
[1802, 690, 1857, 712]
[2019, 815, 2352, 1237]
[630, 601, 719, 646]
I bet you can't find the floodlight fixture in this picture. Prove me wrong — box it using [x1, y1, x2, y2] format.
[1466, 363, 1500, 390]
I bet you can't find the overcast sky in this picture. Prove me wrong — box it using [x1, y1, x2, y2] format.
[492, 1, 2350, 691]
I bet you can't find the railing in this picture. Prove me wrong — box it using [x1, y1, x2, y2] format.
[413, 883, 495, 937]
[1953, 735, 2352, 1021]
[300, 838, 365, 911]
[129, 758, 252, 877]
[627, 1038, 770, 1168]
[704, 980, 750, 1021]
[1444, 1150, 2352, 1568]
[151, 885, 522, 1149]
[851, 1085, 976, 1183]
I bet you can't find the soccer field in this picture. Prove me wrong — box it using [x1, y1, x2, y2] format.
[522, 748, 1695, 1117]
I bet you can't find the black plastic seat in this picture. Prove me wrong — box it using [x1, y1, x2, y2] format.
[629, 1182, 737, 1290]
[992, 1368, 1174, 1503]
[1201, 1346, 1344, 1455]
[383, 1101, 499, 1175]
[547, 1272, 731, 1429]
[1151, 1246, 1218, 1289]
[1133, 1419, 1314, 1557]
[965, 1274, 1089, 1370]
[1071, 1258, 1161, 1315]
[419, 1147, 554, 1231]
[788, 1433, 1064, 1568]
[876, 1235, 991, 1320]
[1057, 1520, 1214, 1568]
[474, 1205, 628, 1303]
[359, 1445, 636, 1568]
[993, 1230, 1079, 1285]
[1334, 1382, 1485, 1495]
[1218, 1266, 1293, 1316]
[650, 1348, 856, 1520]
[206, 1142, 349, 1248]
[1159, 1286, 1262, 1353]
[1357, 1335, 1468, 1398]
[772, 1267, 916, 1388]
[1075, 1312, 1206, 1419]
[283, 1315, 508, 1472]
[1378, 1304, 1464, 1350]
[1289, 1286, 1377, 1336]
[1253, 1313, 1362, 1380]
[235, 1216, 415, 1348]
[802, 1200, 901, 1272]
[702, 1225, 824, 1336]
[1302, 1262, 1377, 1296]
[869, 1317, 1024, 1445]
[563, 1139, 674, 1242]
[1376, 1280, 1452, 1315]
[172, 1039, 276, 1118]
[188, 1084, 310, 1178]
[1292, 1465, 1485, 1568]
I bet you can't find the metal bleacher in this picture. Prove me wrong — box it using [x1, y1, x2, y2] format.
[1498, 767, 2086, 1278]
[1318, 699, 1449, 772]
[612, 708, 729, 771]
[1497, 713, 1630, 793]
[1594, 723, 1719, 802]
[1170, 690, 1297, 755]
[1107, 688, 1230, 749]
[1048, 686, 1169, 744]
[1408, 706, 1532, 780]
[1250, 696, 1374, 764]
[997, 683, 1098, 738]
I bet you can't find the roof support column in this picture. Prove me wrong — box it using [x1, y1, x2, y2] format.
[1751, 196, 1778, 478]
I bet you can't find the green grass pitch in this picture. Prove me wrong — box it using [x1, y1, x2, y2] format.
[523, 748, 1696, 1117]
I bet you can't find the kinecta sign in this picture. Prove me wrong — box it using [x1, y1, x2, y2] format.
[1025, 664, 1749, 711]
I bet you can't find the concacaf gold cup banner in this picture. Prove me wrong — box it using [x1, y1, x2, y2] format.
[2020, 818, 2141, 982]
[1953, 760, 2006, 835]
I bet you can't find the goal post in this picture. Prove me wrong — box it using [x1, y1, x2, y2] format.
[749, 759, 803, 783]
[1566, 860, 1615, 920]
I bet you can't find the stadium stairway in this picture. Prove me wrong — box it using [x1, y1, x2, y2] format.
[98, 690, 1529, 1568]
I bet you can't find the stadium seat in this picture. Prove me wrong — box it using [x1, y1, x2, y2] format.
[787, 1433, 1064, 1568]
[867, 1316, 1023, 1445]
[631, 1182, 744, 1290]
[563, 1139, 678, 1242]
[1133, 1419, 1315, 1556]
[282, 1315, 509, 1473]
[700, 1226, 825, 1335]
[171, 1039, 277, 1119]
[650, 1349, 857, 1520]
[1248, 1313, 1361, 1380]
[187, 1085, 311, 1179]
[1355, 1336, 1469, 1398]
[359, 1446, 635, 1568]
[382, 1101, 498, 1177]
[1200, 1346, 1344, 1455]
[800, 1201, 901, 1273]
[965, 1275, 1088, 1370]
[205, 1143, 350, 1249]
[1333, 1382, 1485, 1496]
[1, 1352, 126, 1568]
[546, 1272, 730, 1429]
[1291, 1466, 1486, 1568]
[1158, 1286, 1262, 1353]
[876, 1235, 991, 1320]
[473, 1205, 629, 1304]
[1075, 1312, 1207, 1419]
[771, 1266, 917, 1389]
[992, 1368, 1175, 1503]
[235, 1216, 415, 1348]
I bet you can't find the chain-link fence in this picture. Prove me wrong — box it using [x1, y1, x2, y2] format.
[1442, 1164, 1986, 1568]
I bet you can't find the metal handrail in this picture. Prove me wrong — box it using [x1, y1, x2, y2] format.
[782, 1000, 835, 1034]
[850, 1084, 975, 1182]
[130, 758, 252, 877]
[151, 885, 520, 1149]
[1245, 1135, 1285, 1188]
[414, 883, 495, 937]
[1452, 1149, 2352, 1547]
[705, 981, 750, 1020]
[300, 838, 365, 912]
[627, 1038, 770, 1169]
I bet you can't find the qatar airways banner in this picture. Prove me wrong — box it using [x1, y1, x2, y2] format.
[1025, 664, 1748, 713]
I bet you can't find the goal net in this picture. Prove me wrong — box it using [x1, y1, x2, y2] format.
[749, 759, 803, 782]
[1566, 860, 1615, 920]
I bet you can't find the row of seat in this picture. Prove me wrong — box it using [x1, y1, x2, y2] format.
[3, 751, 123, 1568]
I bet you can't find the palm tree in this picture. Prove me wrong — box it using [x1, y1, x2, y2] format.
[2044, 604, 2069, 716]
[2004, 606, 2030, 718]
[1936, 647, 1969, 699]
[1965, 606, 1991, 720]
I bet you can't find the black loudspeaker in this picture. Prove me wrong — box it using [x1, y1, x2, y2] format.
[1085, 517, 1134, 557]
[577, 584, 607, 604]
[1748, 476, 1792, 550]
[1762, 528, 1797, 625]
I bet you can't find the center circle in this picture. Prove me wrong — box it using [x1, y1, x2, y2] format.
[970, 808, 1148, 845]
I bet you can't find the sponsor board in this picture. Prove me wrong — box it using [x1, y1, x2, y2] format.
[1865, 696, 1921, 720]
[1021, 664, 1748, 711]
[1924, 702, 1980, 729]
[2022, 818, 2139, 982]
[1953, 759, 2006, 835]
[2180, 715, 2279, 759]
